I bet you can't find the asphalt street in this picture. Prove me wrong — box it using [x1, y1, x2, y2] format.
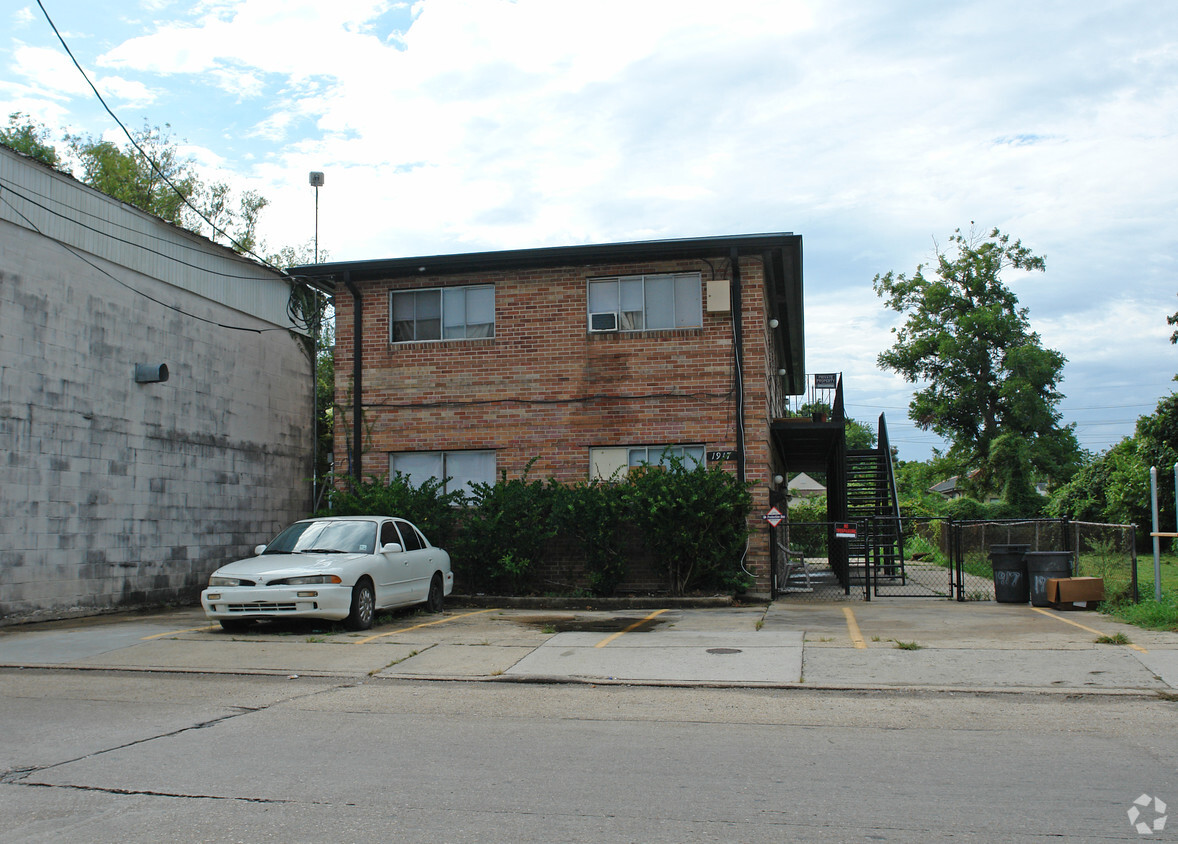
[2, 600, 1177, 842]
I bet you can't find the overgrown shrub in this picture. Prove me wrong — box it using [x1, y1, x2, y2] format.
[321, 473, 464, 547]
[551, 479, 628, 596]
[450, 463, 557, 594]
[324, 457, 756, 596]
[623, 457, 753, 595]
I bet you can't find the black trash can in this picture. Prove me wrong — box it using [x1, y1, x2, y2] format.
[1026, 551, 1073, 607]
[989, 544, 1030, 603]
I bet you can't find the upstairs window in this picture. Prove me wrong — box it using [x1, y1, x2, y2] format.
[588, 273, 702, 332]
[391, 285, 495, 342]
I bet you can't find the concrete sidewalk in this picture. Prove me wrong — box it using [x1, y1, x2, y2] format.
[0, 600, 1175, 694]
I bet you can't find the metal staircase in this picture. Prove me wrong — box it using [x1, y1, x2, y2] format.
[845, 415, 905, 587]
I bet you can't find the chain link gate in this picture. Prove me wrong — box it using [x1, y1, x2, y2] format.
[771, 516, 1140, 603]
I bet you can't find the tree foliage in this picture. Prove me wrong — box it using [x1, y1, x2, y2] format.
[1049, 393, 1178, 532]
[1, 112, 61, 166]
[2, 114, 268, 256]
[874, 226, 1080, 504]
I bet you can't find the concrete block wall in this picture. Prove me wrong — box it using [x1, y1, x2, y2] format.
[0, 222, 313, 623]
[335, 254, 779, 591]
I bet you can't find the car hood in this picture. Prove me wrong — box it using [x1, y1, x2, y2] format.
[212, 553, 366, 580]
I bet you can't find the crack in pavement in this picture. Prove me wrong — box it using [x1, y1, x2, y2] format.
[0, 679, 364, 792]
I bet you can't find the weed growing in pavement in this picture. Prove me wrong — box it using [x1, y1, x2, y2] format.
[893, 640, 924, 650]
[1095, 632, 1131, 645]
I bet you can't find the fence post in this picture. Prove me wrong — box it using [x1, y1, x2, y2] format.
[1130, 524, 1139, 603]
[1151, 466, 1162, 602]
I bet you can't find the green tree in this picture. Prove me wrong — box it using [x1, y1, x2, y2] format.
[1, 112, 60, 166]
[66, 123, 197, 225]
[65, 122, 266, 253]
[1169, 294, 1178, 344]
[874, 226, 1080, 506]
[1048, 393, 1178, 531]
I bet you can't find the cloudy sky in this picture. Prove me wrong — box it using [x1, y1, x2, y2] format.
[4, 0, 1176, 462]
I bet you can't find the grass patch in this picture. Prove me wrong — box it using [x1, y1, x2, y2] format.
[1104, 591, 1178, 633]
[1095, 632, 1131, 645]
[893, 640, 923, 650]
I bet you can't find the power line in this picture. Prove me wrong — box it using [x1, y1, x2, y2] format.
[0, 188, 288, 334]
[0, 176, 284, 282]
[34, 0, 279, 271]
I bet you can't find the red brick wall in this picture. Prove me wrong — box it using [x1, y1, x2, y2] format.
[335, 254, 781, 592]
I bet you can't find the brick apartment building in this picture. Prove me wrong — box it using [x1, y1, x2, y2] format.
[294, 233, 807, 593]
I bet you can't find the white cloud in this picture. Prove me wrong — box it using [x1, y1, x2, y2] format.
[5, 0, 1176, 460]
[96, 75, 157, 109]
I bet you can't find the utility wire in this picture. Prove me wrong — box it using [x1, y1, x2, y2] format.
[0, 188, 289, 334]
[0, 176, 287, 281]
[35, 0, 279, 271]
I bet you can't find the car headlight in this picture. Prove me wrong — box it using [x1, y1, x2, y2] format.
[271, 575, 343, 586]
[209, 576, 246, 587]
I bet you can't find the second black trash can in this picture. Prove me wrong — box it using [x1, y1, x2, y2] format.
[1026, 551, 1073, 607]
[989, 544, 1030, 603]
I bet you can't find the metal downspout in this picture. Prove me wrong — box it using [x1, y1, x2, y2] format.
[344, 272, 363, 480]
[730, 248, 745, 485]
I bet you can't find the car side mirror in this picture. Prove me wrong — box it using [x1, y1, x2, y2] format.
[254, 544, 267, 556]
[381, 543, 403, 555]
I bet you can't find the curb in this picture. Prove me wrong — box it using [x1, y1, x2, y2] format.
[452, 594, 765, 610]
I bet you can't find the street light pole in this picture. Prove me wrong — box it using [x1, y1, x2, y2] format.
[309, 171, 324, 263]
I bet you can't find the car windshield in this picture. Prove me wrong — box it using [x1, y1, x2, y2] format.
[263, 520, 378, 555]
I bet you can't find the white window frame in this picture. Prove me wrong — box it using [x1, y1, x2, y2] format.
[589, 445, 706, 480]
[389, 450, 497, 496]
[390, 284, 495, 343]
[587, 273, 703, 333]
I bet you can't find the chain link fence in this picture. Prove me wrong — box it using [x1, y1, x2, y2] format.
[774, 517, 1140, 603]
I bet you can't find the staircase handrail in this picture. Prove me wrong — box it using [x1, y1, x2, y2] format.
[877, 412, 902, 537]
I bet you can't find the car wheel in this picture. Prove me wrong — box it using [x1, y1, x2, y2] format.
[426, 573, 444, 613]
[219, 618, 254, 633]
[345, 579, 376, 631]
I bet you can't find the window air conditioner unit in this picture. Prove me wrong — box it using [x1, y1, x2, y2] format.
[589, 312, 619, 332]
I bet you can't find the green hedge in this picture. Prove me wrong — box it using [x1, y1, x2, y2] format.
[325, 457, 752, 597]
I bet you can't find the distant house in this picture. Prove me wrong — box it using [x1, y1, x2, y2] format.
[930, 473, 1005, 505]
[929, 476, 966, 500]
[0, 144, 317, 623]
[787, 472, 826, 505]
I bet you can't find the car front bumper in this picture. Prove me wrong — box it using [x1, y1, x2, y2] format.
[201, 584, 354, 622]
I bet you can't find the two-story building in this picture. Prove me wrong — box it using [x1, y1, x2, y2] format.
[294, 233, 808, 593]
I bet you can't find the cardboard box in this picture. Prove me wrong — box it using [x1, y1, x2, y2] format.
[1046, 577, 1104, 609]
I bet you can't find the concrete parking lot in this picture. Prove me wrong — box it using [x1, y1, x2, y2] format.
[1, 599, 1176, 693]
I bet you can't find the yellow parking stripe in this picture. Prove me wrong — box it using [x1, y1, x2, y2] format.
[353, 608, 501, 644]
[594, 609, 669, 648]
[1031, 607, 1148, 653]
[841, 607, 867, 649]
[142, 625, 220, 640]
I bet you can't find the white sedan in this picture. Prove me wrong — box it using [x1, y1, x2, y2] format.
[200, 516, 453, 632]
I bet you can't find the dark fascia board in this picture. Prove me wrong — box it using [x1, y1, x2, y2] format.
[289, 232, 800, 286]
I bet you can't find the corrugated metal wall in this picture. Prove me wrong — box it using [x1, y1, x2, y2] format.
[0, 146, 298, 330]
